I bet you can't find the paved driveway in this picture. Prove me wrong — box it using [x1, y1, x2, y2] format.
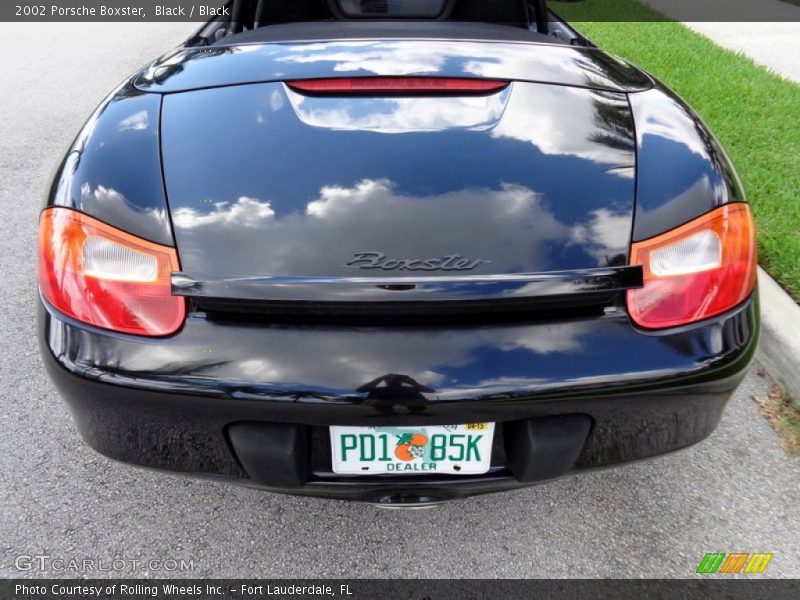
[1, 23, 798, 579]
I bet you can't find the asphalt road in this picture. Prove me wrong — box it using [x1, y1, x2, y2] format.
[1, 23, 799, 579]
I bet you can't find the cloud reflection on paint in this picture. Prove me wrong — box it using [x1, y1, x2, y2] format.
[284, 80, 633, 169]
[285, 86, 510, 133]
[79, 184, 167, 236]
[272, 40, 642, 94]
[87, 318, 598, 395]
[172, 178, 574, 276]
[490, 84, 634, 166]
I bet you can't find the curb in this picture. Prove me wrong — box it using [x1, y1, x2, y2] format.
[756, 267, 800, 405]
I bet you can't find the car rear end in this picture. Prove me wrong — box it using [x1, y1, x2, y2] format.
[38, 32, 758, 504]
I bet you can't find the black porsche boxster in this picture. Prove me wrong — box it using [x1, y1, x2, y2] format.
[39, 0, 759, 505]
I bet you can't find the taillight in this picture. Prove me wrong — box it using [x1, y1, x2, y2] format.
[286, 77, 508, 95]
[627, 203, 757, 329]
[38, 207, 185, 336]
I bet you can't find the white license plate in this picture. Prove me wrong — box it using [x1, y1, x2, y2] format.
[330, 423, 495, 475]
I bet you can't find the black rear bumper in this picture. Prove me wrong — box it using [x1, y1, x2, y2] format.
[38, 296, 758, 502]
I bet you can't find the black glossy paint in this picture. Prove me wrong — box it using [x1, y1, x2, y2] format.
[161, 81, 637, 281]
[134, 40, 653, 94]
[46, 82, 173, 246]
[39, 25, 758, 501]
[630, 82, 746, 241]
[41, 297, 756, 404]
[39, 296, 758, 500]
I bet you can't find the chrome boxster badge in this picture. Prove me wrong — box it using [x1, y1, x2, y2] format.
[346, 251, 491, 271]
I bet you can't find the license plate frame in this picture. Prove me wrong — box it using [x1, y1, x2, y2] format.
[330, 423, 495, 475]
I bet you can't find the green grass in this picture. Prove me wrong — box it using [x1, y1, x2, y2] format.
[556, 0, 800, 299]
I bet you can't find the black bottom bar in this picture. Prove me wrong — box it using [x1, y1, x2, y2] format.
[3, 579, 799, 600]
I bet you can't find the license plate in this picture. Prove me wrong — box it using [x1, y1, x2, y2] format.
[330, 423, 495, 475]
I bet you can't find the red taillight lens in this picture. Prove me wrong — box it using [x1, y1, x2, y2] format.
[627, 203, 757, 329]
[38, 207, 185, 337]
[286, 77, 508, 95]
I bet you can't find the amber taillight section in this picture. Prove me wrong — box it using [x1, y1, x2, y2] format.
[38, 207, 185, 336]
[627, 203, 757, 329]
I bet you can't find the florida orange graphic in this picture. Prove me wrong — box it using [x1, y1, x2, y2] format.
[394, 433, 428, 461]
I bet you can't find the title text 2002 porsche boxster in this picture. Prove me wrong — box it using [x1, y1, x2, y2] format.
[39, 0, 758, 505]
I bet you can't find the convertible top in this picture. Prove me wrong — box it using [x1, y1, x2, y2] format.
[192, 0, 568, 46]
[212, 20, 564, 46]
